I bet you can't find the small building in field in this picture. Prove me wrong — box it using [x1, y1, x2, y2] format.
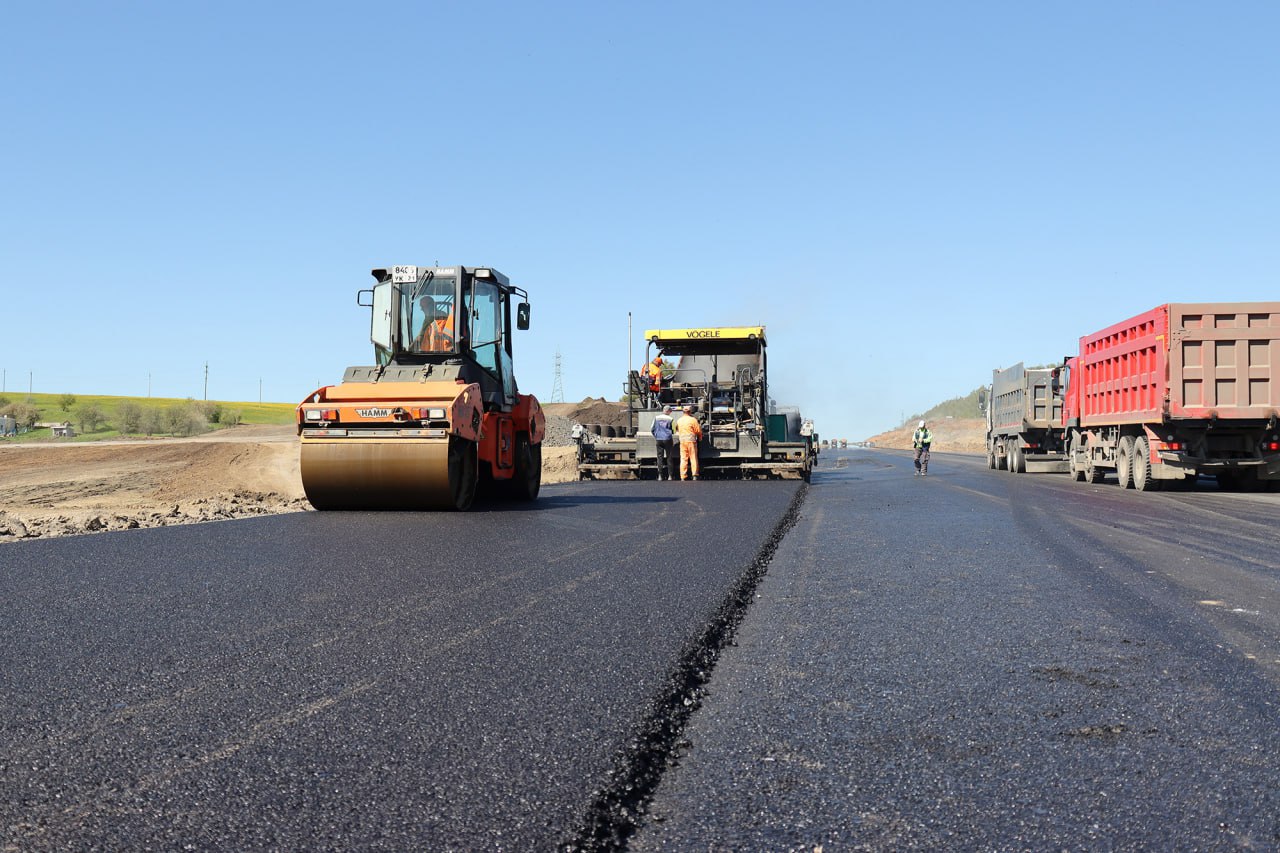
[0, 415, 15, 436]
[51, 422, 76, 438]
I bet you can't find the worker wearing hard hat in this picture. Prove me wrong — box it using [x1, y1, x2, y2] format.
[913, 420, 933, 476]
[676, 404, 703, 481]
[640, 355, 665, 399]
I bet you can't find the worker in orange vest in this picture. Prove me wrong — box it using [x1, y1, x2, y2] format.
[640, 356, 665, 400]
[414, 298, 455, 352]
[676, 404, 703, 481]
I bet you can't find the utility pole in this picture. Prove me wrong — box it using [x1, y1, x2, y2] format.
[259, 378, 263, 404]
[203, 362, 208, 401]
[627, 312, 632, 400]
[29, 371, 32, 395]
[148, 373, 152, 398]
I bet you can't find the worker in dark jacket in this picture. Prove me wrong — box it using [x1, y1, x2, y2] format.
[913, 420, 933, 476]
[651, 405, 677, 480]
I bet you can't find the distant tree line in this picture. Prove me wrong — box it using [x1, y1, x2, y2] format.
[0, 395, 241, 437]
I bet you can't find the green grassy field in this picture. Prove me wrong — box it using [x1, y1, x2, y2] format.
[0, 392, 296, 443]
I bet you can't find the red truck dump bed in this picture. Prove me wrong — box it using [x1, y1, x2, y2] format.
[1074, 302, 1280, 424]
[1065, 302, 1280, 490]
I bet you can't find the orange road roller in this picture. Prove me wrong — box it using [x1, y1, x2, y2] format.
[298, 265, 545, 511]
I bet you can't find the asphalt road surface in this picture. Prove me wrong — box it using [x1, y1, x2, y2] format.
[4, 450, 1280, 851]
[0, 482, 802, 851]
[634, 448, 1280, 850]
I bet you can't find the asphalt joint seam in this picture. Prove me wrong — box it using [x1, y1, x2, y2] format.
[562, 483, 811, 852]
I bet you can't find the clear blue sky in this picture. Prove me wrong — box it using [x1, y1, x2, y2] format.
[3, 2, 1277, 439]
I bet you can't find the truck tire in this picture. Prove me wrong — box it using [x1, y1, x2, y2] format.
[1068, 432, 1086, 482]
[1009, 445, 1023, 474]
[987, 448, 996, 469]
[1116, 436, 1135, 489]
[1133, 436, 1158, 491]
[1083, 440, 1105, 484]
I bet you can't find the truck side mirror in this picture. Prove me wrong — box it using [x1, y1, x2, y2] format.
[516, 302, 531, 330]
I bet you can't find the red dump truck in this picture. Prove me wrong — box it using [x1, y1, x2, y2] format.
[1063, 302, 1280, 491]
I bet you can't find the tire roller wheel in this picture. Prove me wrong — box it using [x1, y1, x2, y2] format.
[502, 434, 541, 501]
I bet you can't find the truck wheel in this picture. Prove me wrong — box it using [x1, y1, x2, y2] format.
[1132, 436, 1158, 491]
[1083, 444, 1105, 484]
[987, 449, 996, 469]
[1010, 445, 1024, 474]
[1068, 432, 1086, 482]
[1116, 436, 1135, 489]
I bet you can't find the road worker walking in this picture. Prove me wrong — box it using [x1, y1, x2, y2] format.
[913, 420, 933, 476]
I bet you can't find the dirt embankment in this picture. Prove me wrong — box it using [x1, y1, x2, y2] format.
[0, 427, 307, 541]
[864, 418, 986, 454]
[0, 422, 586, 542]
[542, 399, 632, 428]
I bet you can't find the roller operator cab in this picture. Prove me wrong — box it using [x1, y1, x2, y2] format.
[298, 265, 545, 511]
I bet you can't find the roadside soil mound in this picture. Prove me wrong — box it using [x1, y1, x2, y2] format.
[0, 425, 583, 542]
[0, 435, 309, 541]
[543, 398, 631, 427]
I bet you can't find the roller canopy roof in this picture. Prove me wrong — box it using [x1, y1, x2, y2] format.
[644, 326, 766, 356]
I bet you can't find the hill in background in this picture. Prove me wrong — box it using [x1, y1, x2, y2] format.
[865, 386, 987, 452]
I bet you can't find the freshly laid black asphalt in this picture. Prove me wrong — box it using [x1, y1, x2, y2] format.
[633, 449, 1280, 850]
[6, 451, 1280, 851]
[0, 482, 800, 850]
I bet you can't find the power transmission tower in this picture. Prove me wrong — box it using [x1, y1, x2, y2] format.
[551, 349, 565, 403]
